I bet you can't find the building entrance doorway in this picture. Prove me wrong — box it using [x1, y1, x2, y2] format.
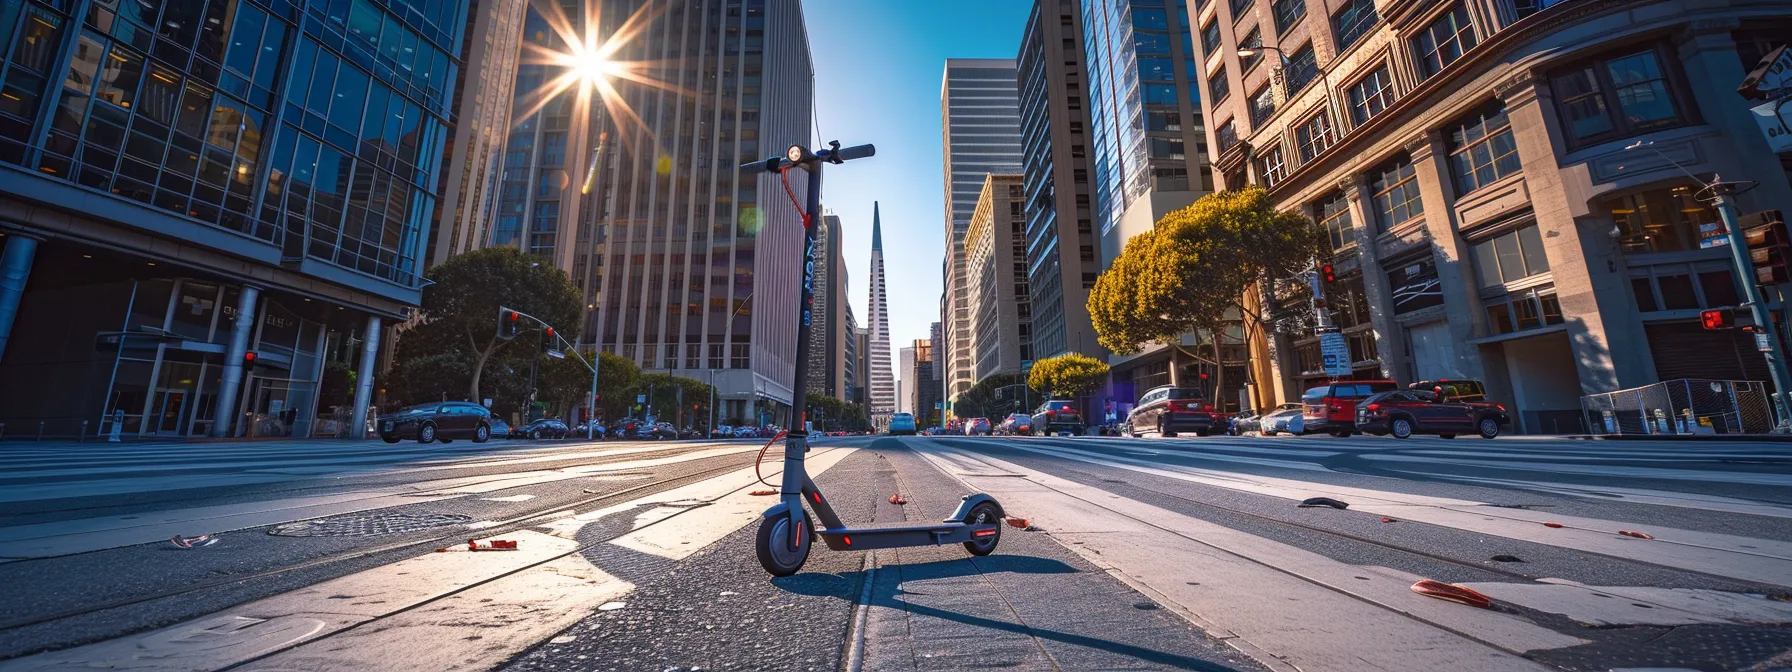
[150, 387, 189, 435]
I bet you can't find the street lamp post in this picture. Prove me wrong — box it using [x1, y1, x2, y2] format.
[1236, 45, 1292, 101]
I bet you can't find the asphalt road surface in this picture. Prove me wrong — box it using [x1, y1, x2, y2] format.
[0, 432, 1788, 671]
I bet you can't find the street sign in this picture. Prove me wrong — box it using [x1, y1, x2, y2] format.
[934, 402, 942, 409]
[637, 394, 647, 403]
[545, 349, 566, 359]
[1749, 98, 1792, 154]
[1758, 332, 1774, 352]
[1739, 45, 1792, 98]
[1319, 332, 1351, 377]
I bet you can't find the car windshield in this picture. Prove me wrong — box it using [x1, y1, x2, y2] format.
[1044, 401, 1075, 411]
[1164, 388, 1203, 400]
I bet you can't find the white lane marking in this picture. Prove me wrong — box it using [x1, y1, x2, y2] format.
[1455, 579, 1792, 627]
[907, 441, 1577, 670]
[1361, 453, 1792, 487]
[480, 494, 536, 502]
[1428, 474, 1792, 519]
[0, 531, 616, 672]
[987, 440, 1792, 588]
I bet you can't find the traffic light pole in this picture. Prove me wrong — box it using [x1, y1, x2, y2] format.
[498, 306, 604, 436]
[1712, 185, 1792, 423]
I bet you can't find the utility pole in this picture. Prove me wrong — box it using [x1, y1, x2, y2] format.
[1712, 185, 1792, 419]
[1309, 261, 1346, 381]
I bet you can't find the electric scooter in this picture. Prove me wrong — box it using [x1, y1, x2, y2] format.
[746, 141, 1007, 577]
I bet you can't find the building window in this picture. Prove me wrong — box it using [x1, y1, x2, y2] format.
[1369, 154, 1423, 232]
[1231, 0, 1254, 20]
[1387, 255, 1445, 314]
[1249, 84, 1276, 127]
[1318, 192, 1355, 251]
[1294, 110, 1335, 162]
[1239, 29, 1263, 71]
[1272, 0, 1306, 34]
[1208, 67, 1230, 103]
[1345, 65, 1395, 125]
[1148, 137, 1186, 159]
[1445, 102, 1520, 195]
[1513, 0, 1571, 20]
[1255, 142, 1288, 186]
[1215, 118, 1239, 154]
[1607, 184, 1725, 254]
[1201, 20, 1222, 56]
[1549, 46, 1684, 148]
[1484, 287, 1565, 335]
[1413, 4, 1477, 79]
[1470, 224, 1550, 288]
[1332, 0, 1380, 52]
[1284, 43, 1318, 92]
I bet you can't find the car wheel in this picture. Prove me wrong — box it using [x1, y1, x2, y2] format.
[473, 424, 490, 443]
[1389, 417, 1414, 439]
[417, 423, 436, 444]
[1478, 418, 1500, 439]
[1158, 418, 1177, 438]
[531, 429, 542, 440]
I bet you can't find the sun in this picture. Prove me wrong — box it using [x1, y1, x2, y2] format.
[571, 47, 616, 88]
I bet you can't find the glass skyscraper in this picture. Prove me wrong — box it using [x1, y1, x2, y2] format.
[940, 58, 1021, 405]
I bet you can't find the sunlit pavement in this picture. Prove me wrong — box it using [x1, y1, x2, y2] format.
[0, 433, 1789, 671]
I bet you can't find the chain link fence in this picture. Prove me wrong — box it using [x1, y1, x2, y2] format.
[1580, 379, 1781, 436]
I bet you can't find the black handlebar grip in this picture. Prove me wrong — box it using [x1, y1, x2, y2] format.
[833, 144, 875, 161]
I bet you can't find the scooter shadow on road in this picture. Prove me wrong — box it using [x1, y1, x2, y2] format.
[772, 556, 1241, 671]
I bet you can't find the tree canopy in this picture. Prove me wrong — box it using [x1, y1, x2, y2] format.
[951, 372, 1030, 421]
[1027, 353, 1110, 399]
[805, 393, 870, 432]
[620, 373, 716, 426]
[1087, 187, 1323, 356]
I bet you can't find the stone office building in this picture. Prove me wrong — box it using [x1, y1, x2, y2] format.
[1194, 0, 1791, 431]
[0, 0, 468, 439]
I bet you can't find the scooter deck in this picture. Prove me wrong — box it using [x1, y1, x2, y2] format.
[816, 521, 997, 551]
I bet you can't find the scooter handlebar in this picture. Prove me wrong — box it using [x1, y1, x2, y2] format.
[739, 142, 876, 172]
[828, 143, 875, 162]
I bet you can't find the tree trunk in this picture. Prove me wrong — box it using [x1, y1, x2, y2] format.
[468, 338, 500, 403]
[1212, 337, 1228, 414]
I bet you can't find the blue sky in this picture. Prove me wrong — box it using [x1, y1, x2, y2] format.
[801, 0, 1032, 380]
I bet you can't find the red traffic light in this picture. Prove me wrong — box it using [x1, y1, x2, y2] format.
[1700, 308, 1734, 330]
[508, 310, 519, 321]
[545, 327, 554, 338]
[243, 351, 257, 364]
[1321, 264, 1336, 284]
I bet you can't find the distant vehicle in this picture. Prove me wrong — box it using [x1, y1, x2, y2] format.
[887, 413, 918, 435]
[578, 420, 607, 439]
[1030, 400, 1085, 436]
[1126, 386, 1218, 437]
[646, 422, 680, 440]
[1261, 404, 1306, 436]
[379, 402, 494, 444]
[611, 418, 646, 439]
[1302, 380, 1400, 437]
[964, 418, 992, 435]
[1226, 410, 1257, 436]
[1356, 389, 1510, 439]
[489, 417, 512, 439]
[1408, 379, 1488, 403]
[517, 418, 570, 440]
[733, 426, 762, 439]
[1000, 413, 1033, 435]
[712, 424, 733, 438]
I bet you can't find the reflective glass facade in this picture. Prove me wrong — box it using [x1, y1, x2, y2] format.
[941, 59, 1021, 402]
[0, 0, 463, 286]
[1082, 0, 1210, 238]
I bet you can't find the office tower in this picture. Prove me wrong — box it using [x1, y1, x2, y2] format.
[843, 301, 859, 404]
[941, 58, 1022, 404]
[855, 326, 871, 408]
[0, 0, 467, 438]
[807, 213, 849, 399]
[1017, 0, 1104, 360]
[428, 0, 530, 267]
[866, 204, 895, 419]
[913, 338, 939, 426]
[497, 0, 816, 423]
[966, 174, 1031, 382]
[897, 345, 915, 415]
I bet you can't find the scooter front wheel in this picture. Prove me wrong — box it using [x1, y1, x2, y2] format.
[961, 502, 1002, 556]
[755, 514, 810, 576]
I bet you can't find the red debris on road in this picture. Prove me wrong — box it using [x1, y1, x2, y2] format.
[1619, 530, 1655, 540]
[1411, 580, 1492, 608]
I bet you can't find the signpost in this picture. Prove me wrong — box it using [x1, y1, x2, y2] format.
[1319, 331, 1351, 377]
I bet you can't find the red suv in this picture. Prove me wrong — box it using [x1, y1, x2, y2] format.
[1302, 380, 1400, 437]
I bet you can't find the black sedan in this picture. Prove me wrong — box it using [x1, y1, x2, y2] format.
[516, 418, 571, 440]
[379, 402, 494, 444]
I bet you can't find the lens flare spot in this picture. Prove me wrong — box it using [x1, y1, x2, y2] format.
[738, 206, 762, 235]
[656, 154, 672, 175]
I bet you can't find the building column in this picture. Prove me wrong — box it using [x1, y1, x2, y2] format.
[349, 316, 382, 439]
[1406, 131, 1489, 382]
[211, 285, 262, 438]
[1340, 175, 1411, 384]
[0, 233, 40, 365]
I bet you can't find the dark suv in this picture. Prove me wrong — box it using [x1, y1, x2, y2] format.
[1355, 389, 1510, 439]
[1302, 380, 1400, 437]
[1031, 400, 1086, 435]
[379, 402, 494, 444]
[1126, 385, 1218, 437]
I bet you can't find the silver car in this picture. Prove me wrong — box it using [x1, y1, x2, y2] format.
[1261, 404, 1306, 436]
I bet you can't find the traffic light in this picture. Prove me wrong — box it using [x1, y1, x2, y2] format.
[243, 351, 257, 365]
[497, 309, 520, 340]
[1321, 264, 1336, 284]
[541, 327, 555, 352]
[1700, 308, 1735, 330]
[1742, 210, 1789, 286]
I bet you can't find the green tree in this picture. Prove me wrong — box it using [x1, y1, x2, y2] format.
[627, 373, 715, 427]
[804, 393, 869, 432]
[951, 372, 1028, 421]
[395, 247, 583, 406]
[536, 349, 640, 420]
[1087, 187, 1323, 406]
[1027, 353, 1110, 400]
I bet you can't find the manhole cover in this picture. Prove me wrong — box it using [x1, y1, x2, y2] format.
[269, 512, 475, 537]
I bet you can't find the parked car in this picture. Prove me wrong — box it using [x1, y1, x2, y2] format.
[887, 412, 919, 435]
[517, 418, 570, 440]
[379, 402, 494, 444]
[575, 420, 606, 439]
[1000, 412, 1034, 435]
[1302, 381, 1401, 437]
[1227, 410, 1258, 436]
[646, 422, 680, 440]
[611, 418, 646, 439]
[1261, 403, 1306, 436]
[1408, 379, 1488, 403]
[1356, 389, 1511, 439]
[1030, 400, 1086, 436]
[964, 417, 992, 435]
[489, 417, 512, 439]
[1126, 385, 1218, 437]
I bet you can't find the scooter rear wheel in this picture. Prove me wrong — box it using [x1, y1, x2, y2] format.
[961, 502, 1002, 556]
[755, 514, 810, 576]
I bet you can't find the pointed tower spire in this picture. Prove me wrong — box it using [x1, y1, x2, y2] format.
[871, 202, 883, 252]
